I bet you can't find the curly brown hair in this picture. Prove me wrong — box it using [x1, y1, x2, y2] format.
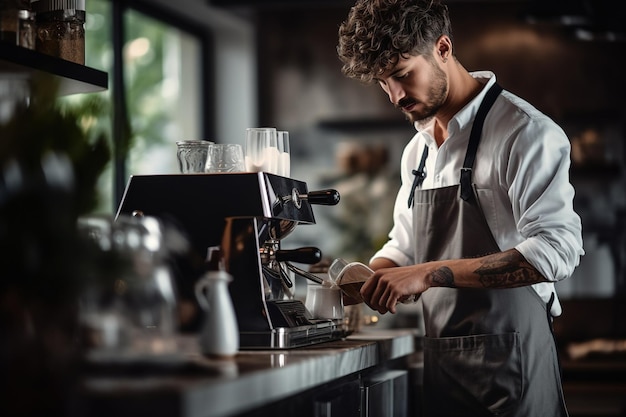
[337, 0, 452, 84]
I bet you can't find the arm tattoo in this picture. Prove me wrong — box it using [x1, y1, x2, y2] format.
[430, 266, 455, 287]
[474, 251, 543, 288]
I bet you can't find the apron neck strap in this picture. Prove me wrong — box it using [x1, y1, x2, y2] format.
[460, 82, 503, 201]
[408, 144, 429, 209]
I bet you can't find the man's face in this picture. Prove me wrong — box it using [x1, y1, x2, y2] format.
[375, 53, 448, 124]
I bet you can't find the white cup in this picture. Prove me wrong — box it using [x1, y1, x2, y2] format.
[244, 127, 279, 174]
[305, 283, 343, 319]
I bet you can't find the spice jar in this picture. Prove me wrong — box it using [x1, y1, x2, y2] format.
[18, 8, 35, 49]
[33, 0, 85, 64]
[0, 0, 31, 45]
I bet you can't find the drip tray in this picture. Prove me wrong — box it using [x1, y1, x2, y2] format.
[240, 319, 346, 349]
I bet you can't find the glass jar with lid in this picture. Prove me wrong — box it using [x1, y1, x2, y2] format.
[33, 0, 85, 64]
[18, 8, 35, 49]
[0, 0, 31, 45]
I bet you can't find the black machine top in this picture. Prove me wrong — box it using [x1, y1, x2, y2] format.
[116, 172, 316, 258]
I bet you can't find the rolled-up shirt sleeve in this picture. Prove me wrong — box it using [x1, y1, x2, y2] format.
[510, 119, 584, 282]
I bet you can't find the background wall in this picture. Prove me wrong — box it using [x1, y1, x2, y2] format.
[248, 1, 626, 298]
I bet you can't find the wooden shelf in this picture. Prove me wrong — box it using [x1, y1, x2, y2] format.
[0, 42, 108, 96]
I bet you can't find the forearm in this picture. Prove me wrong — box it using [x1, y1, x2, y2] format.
[361, 248, 548, 314]
[369, 257, 398, 271]
[428, 248, 548, 289]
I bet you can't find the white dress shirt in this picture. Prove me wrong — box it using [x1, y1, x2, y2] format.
[371, 72, 584, 316]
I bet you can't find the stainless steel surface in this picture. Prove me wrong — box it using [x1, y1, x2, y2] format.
[239, 319, 344, 349]
[82, 329, 419, 417]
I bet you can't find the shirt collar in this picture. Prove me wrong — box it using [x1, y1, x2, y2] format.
[413, 71, 497, 143]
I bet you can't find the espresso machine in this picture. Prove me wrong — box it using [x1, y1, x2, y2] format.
[116, 172, 342, 349]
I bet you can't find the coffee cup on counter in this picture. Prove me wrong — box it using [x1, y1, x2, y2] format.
[305, 281, 343, 319]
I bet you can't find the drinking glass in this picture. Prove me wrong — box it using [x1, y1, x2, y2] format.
[176, 140, 212, 173]
[277, 130, 290, 177]
[205, 143, 245, 173]
[244, 127, 279, 174]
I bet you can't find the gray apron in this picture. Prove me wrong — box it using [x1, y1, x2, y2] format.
[412, 84, 568, 417]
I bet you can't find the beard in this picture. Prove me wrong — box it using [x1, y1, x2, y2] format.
[397, 61, 448, 124]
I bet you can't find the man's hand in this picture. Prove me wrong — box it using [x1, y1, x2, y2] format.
[360, 264, 433, 314]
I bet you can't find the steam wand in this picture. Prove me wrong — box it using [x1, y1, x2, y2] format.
[284, 262, 333, 286]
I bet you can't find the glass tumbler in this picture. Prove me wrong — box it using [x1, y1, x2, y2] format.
[176, 140, 212, 173]
[277, 130, 290, 177]
[244, 127, 279, 174]
[205, 144, 245, 173]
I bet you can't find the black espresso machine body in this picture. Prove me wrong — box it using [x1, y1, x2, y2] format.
[116, 172, 342, 348]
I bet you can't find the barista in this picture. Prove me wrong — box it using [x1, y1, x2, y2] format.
[337, 0, 584, 415]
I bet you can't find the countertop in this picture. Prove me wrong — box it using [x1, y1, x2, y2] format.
[80, 328, 419, 417]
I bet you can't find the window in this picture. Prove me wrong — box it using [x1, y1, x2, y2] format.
[124, 9, 201, 177]
[63, 0, 203, 214]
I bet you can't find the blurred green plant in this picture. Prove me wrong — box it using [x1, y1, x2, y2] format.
[0, 75, 111, 217]
[0, 73, 125, 309]
[0, 74, 117, 417]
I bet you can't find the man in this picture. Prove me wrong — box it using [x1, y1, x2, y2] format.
[337, 0, 584, 416]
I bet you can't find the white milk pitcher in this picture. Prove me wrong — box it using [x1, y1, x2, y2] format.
[195, 271, 239, 358]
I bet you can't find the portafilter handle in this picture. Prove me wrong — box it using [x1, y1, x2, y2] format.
[263, 246, 322, 289]
[274, 246, 322, 264]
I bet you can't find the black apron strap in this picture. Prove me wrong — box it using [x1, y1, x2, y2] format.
[408, 144, 429, 208]
[460, 83, 503, 201]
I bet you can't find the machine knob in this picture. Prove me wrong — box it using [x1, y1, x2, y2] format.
[306, 189, 340, 206]
[275, 247, 322, 264]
